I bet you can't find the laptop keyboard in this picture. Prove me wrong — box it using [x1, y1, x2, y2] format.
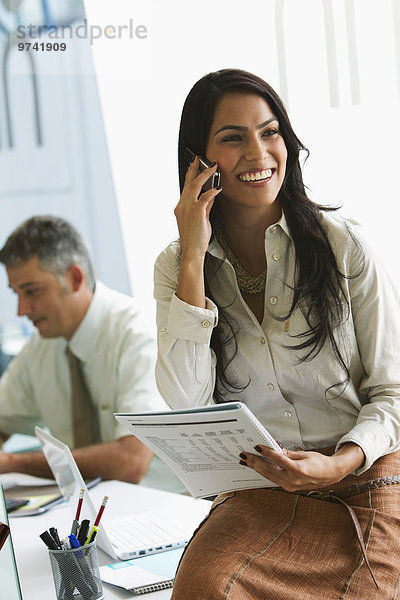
[105, 511, 189, 551]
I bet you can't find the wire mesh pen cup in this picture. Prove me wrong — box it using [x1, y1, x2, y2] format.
[48, 540, 104, 600]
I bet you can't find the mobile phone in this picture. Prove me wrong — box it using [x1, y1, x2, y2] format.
[185, 147, 221, 191]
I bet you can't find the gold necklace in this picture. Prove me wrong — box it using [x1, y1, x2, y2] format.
[214, 222, 266, 295]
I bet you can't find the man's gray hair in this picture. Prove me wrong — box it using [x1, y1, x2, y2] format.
[0, 216, 95, 289]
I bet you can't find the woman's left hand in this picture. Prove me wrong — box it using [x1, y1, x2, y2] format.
[240, 443, 365, 491]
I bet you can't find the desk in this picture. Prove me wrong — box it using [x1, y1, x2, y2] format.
[9, 481, 211, 599]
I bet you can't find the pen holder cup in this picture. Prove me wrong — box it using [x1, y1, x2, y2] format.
[48, 540, 104, 600]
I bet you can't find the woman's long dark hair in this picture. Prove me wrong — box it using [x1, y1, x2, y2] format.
[178, 68, 360, 402]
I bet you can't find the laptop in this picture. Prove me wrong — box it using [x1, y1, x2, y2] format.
[0, 486, 23, 600]
[35, 426, 210, 561]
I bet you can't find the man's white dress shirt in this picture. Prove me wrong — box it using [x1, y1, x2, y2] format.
[154, 212, 400, 475]
[0, 281, 167, 448]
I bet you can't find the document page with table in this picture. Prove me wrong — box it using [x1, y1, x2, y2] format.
[115, 402, 283, 498]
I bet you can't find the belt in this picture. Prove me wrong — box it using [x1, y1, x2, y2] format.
[271, 475, 400, 589]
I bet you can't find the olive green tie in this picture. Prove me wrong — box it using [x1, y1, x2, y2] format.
[65, 346, 97, 448]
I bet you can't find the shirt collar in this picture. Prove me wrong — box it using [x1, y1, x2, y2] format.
[68, 281, 106, 363]
[207, 211, 292, 261]
[276, 211, 293, 241]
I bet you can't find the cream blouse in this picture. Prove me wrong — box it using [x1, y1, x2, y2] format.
[154, 212, 400, 474]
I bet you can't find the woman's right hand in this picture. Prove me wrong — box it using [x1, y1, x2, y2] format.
[174, 156, 222, 261]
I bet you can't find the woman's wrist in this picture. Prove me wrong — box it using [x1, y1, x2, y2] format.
[332, 442, 365, 480]
[177, 255, 207, 308]
[180, 251, 206, 267]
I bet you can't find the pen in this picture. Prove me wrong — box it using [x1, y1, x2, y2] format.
[39, 530, 59, 550]
[68, 533, 82, 550]
[84, 525, 98, 545]
[71, 488, 85, 535]
[85, 495, 108, 546]
[77, 519, 90, 545]
[61, 536, 71, 550]
[49, 527, 61, 549]
[86, 476, 102, 489]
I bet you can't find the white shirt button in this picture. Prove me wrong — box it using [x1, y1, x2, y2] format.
[201, 320, 211, 328]
[160, 328, 167, 333]
[267, 383, 275, 391]
[260, 337, 266, 345]
[269, 296, 278, 305]
[284, 411, 292, 419]
[271, 225, 278, 234]
[272, 253, 280, 261]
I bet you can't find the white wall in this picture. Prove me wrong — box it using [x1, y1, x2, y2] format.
[84, 0, 400, 318]
[0, 22, 130, 344]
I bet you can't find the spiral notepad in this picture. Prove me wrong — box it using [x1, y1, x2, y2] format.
[133, 579, 174, 594]
[115, 402, 283, 498]
[100, 547, 184, 595]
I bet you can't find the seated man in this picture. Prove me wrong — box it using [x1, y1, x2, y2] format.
[0, 215, 166, 484]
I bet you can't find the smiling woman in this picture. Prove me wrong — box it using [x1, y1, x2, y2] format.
[153, 68, 400, 599]
[205, 93, 287, 216]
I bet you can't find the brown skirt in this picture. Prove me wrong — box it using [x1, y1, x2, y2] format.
[171, 451, 400, 599]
